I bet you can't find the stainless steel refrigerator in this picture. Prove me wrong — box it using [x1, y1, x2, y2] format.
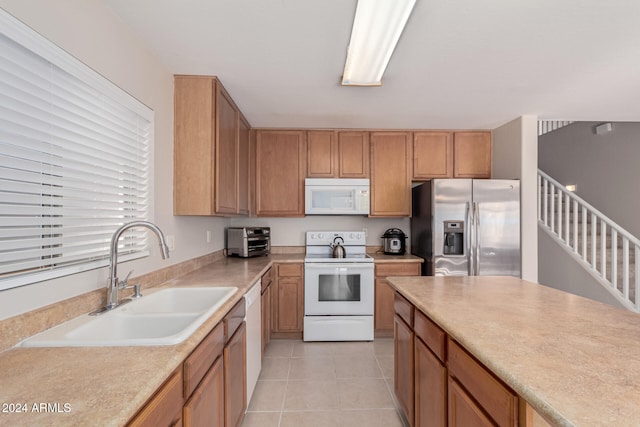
[411, 179, 520, 277]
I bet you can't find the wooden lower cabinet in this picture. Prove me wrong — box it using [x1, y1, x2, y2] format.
[224, 322, 247, 427]
[375, 262, 421, 336]
[395, 314, 415, 427]
[415, 338, 447, 427]
[183, 357, 224, 427]
[128, 301, 247, 427]
[260, 267, 273, 357]
[448, 377, 494, 427]
[272, 263, 304, 336]
[128, 369, 183, 427]
[394, 291, 518, 427]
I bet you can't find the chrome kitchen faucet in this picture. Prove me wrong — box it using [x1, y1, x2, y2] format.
[91, 221, 170, 315]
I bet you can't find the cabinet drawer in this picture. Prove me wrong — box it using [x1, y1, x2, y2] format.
[375, 262, 421, 277]
[277, 263, 303, 277]
[393, 292, 414, 327]
[128, 369, 183, 427]
[224, 299, 246, 343]
[448, 338, 518, 426]
[261, 267, 273, 293]
[183, 323, 224, 398]
[414, 310, 446, 362]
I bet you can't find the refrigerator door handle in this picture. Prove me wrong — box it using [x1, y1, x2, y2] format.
[474, 202, 480, 276]
[466, 201, 472, 276]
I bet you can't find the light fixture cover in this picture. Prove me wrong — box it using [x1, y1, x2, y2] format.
[342, 0, 416, 86]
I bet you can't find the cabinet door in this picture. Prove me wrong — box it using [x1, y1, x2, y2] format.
[307, 130, 336, 177]
[374, 278, 395, 335]
[275, 277, 303, 332]
[394, 315, 415, 427]
[215, 85, 239, 214]
[255, 130, 306, 216]
[261, 284, 271, 357]
[337, 131, 369, 177]
[413, 131, 453, 180]
[224, 323, 247, 427]
[183, 357, 224, 427]
[448, 338, 518, 426]
[453, 132, 492, 178]
[415, 338, 447, 427]
[448, 377, 494, 427]
[375, 264, 421, 336]
[370, 132, 412, 217]
[173, 77, 215, 215]
[237, 115, 250, 215]
[128, 369, 183, 427]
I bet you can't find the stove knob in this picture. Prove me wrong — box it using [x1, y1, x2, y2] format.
[356, 233, 362, 239]
[349, 233, 355, 239]
[318, 233, 324, 239]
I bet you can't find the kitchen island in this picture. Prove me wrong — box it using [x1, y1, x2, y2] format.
[387, 275, 640, 426]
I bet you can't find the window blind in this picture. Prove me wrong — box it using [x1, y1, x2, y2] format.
[0, 10, 153, 290]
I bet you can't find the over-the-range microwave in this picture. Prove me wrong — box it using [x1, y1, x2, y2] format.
[304, 178, 370, 215]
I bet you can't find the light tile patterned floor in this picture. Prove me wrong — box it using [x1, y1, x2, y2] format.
[242, 339, 406, 427]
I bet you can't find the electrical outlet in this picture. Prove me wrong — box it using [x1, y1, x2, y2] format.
[166, 235, 175, 251]
[363, 228, 368, 237]
[206, 230, 212, 243]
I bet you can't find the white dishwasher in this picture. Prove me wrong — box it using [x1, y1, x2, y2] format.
[244, 281, 262, 404]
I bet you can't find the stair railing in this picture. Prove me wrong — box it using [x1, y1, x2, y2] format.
[538, 169, 640, 311]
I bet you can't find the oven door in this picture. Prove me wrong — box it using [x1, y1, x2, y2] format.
[304, 263, 374, 315]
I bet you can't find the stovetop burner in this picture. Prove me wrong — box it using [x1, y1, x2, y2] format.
[304, 231, 373, 264]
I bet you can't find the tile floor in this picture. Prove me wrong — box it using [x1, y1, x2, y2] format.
[242, 338, 405, 427]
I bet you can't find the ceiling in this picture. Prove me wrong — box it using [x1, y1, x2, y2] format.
[104, 0, 640, 130]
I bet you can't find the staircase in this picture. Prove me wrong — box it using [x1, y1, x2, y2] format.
[538, 170, 640, 312]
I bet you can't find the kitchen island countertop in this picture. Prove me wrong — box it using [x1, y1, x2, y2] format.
[387, 275, 640, 427]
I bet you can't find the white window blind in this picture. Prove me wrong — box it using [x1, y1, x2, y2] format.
[0, 10, 153, 290]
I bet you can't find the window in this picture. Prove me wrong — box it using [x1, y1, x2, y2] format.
[0, 10, 153, 290]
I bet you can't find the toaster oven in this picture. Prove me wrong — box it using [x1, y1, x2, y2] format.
[226, 227, 270, 257]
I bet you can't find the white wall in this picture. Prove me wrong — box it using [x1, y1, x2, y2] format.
[492, 115, 538, 282]
[0, 1, 229, 320]
[230, 216, 408, 248]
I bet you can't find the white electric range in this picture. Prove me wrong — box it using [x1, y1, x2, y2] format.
[303, 231, 374, 341]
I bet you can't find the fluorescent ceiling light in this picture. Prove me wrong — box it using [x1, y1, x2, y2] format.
[342, 0, 416, 86]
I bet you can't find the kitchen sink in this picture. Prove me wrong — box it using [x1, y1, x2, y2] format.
[20, 286, 238, 347]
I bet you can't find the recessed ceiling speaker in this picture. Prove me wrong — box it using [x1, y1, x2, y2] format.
[595, 122, 613, 135]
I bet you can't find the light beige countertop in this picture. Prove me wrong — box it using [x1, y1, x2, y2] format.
[0, 254, 298, 426]
[368, 252, 423, 263]
[0, 251, 417, 426]
[387, 275, 640, 427]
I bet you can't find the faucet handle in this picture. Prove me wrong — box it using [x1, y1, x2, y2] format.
[118, 270, 134, 289]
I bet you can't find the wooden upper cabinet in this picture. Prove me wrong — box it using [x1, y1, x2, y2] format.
[174, 75, 250, 216]
[370, 131, 412, 217]
[255, 130, 307, 217]
[306, 130, 369, 178]
[453, 131, 492, 178]
[237, 115, 250, 215]
[307, 130, 336, 177]
[215, 86, 239, 214]
[337, 131, 369, 178]
[413, 131, 453, 180]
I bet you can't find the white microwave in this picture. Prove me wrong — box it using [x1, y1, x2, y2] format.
[305, 178, 370, 215]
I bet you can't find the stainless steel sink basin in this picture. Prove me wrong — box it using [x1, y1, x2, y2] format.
[20, 286, 238, 347]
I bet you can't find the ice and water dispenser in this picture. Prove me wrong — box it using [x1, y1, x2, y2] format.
[443, 221, 464, 255]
